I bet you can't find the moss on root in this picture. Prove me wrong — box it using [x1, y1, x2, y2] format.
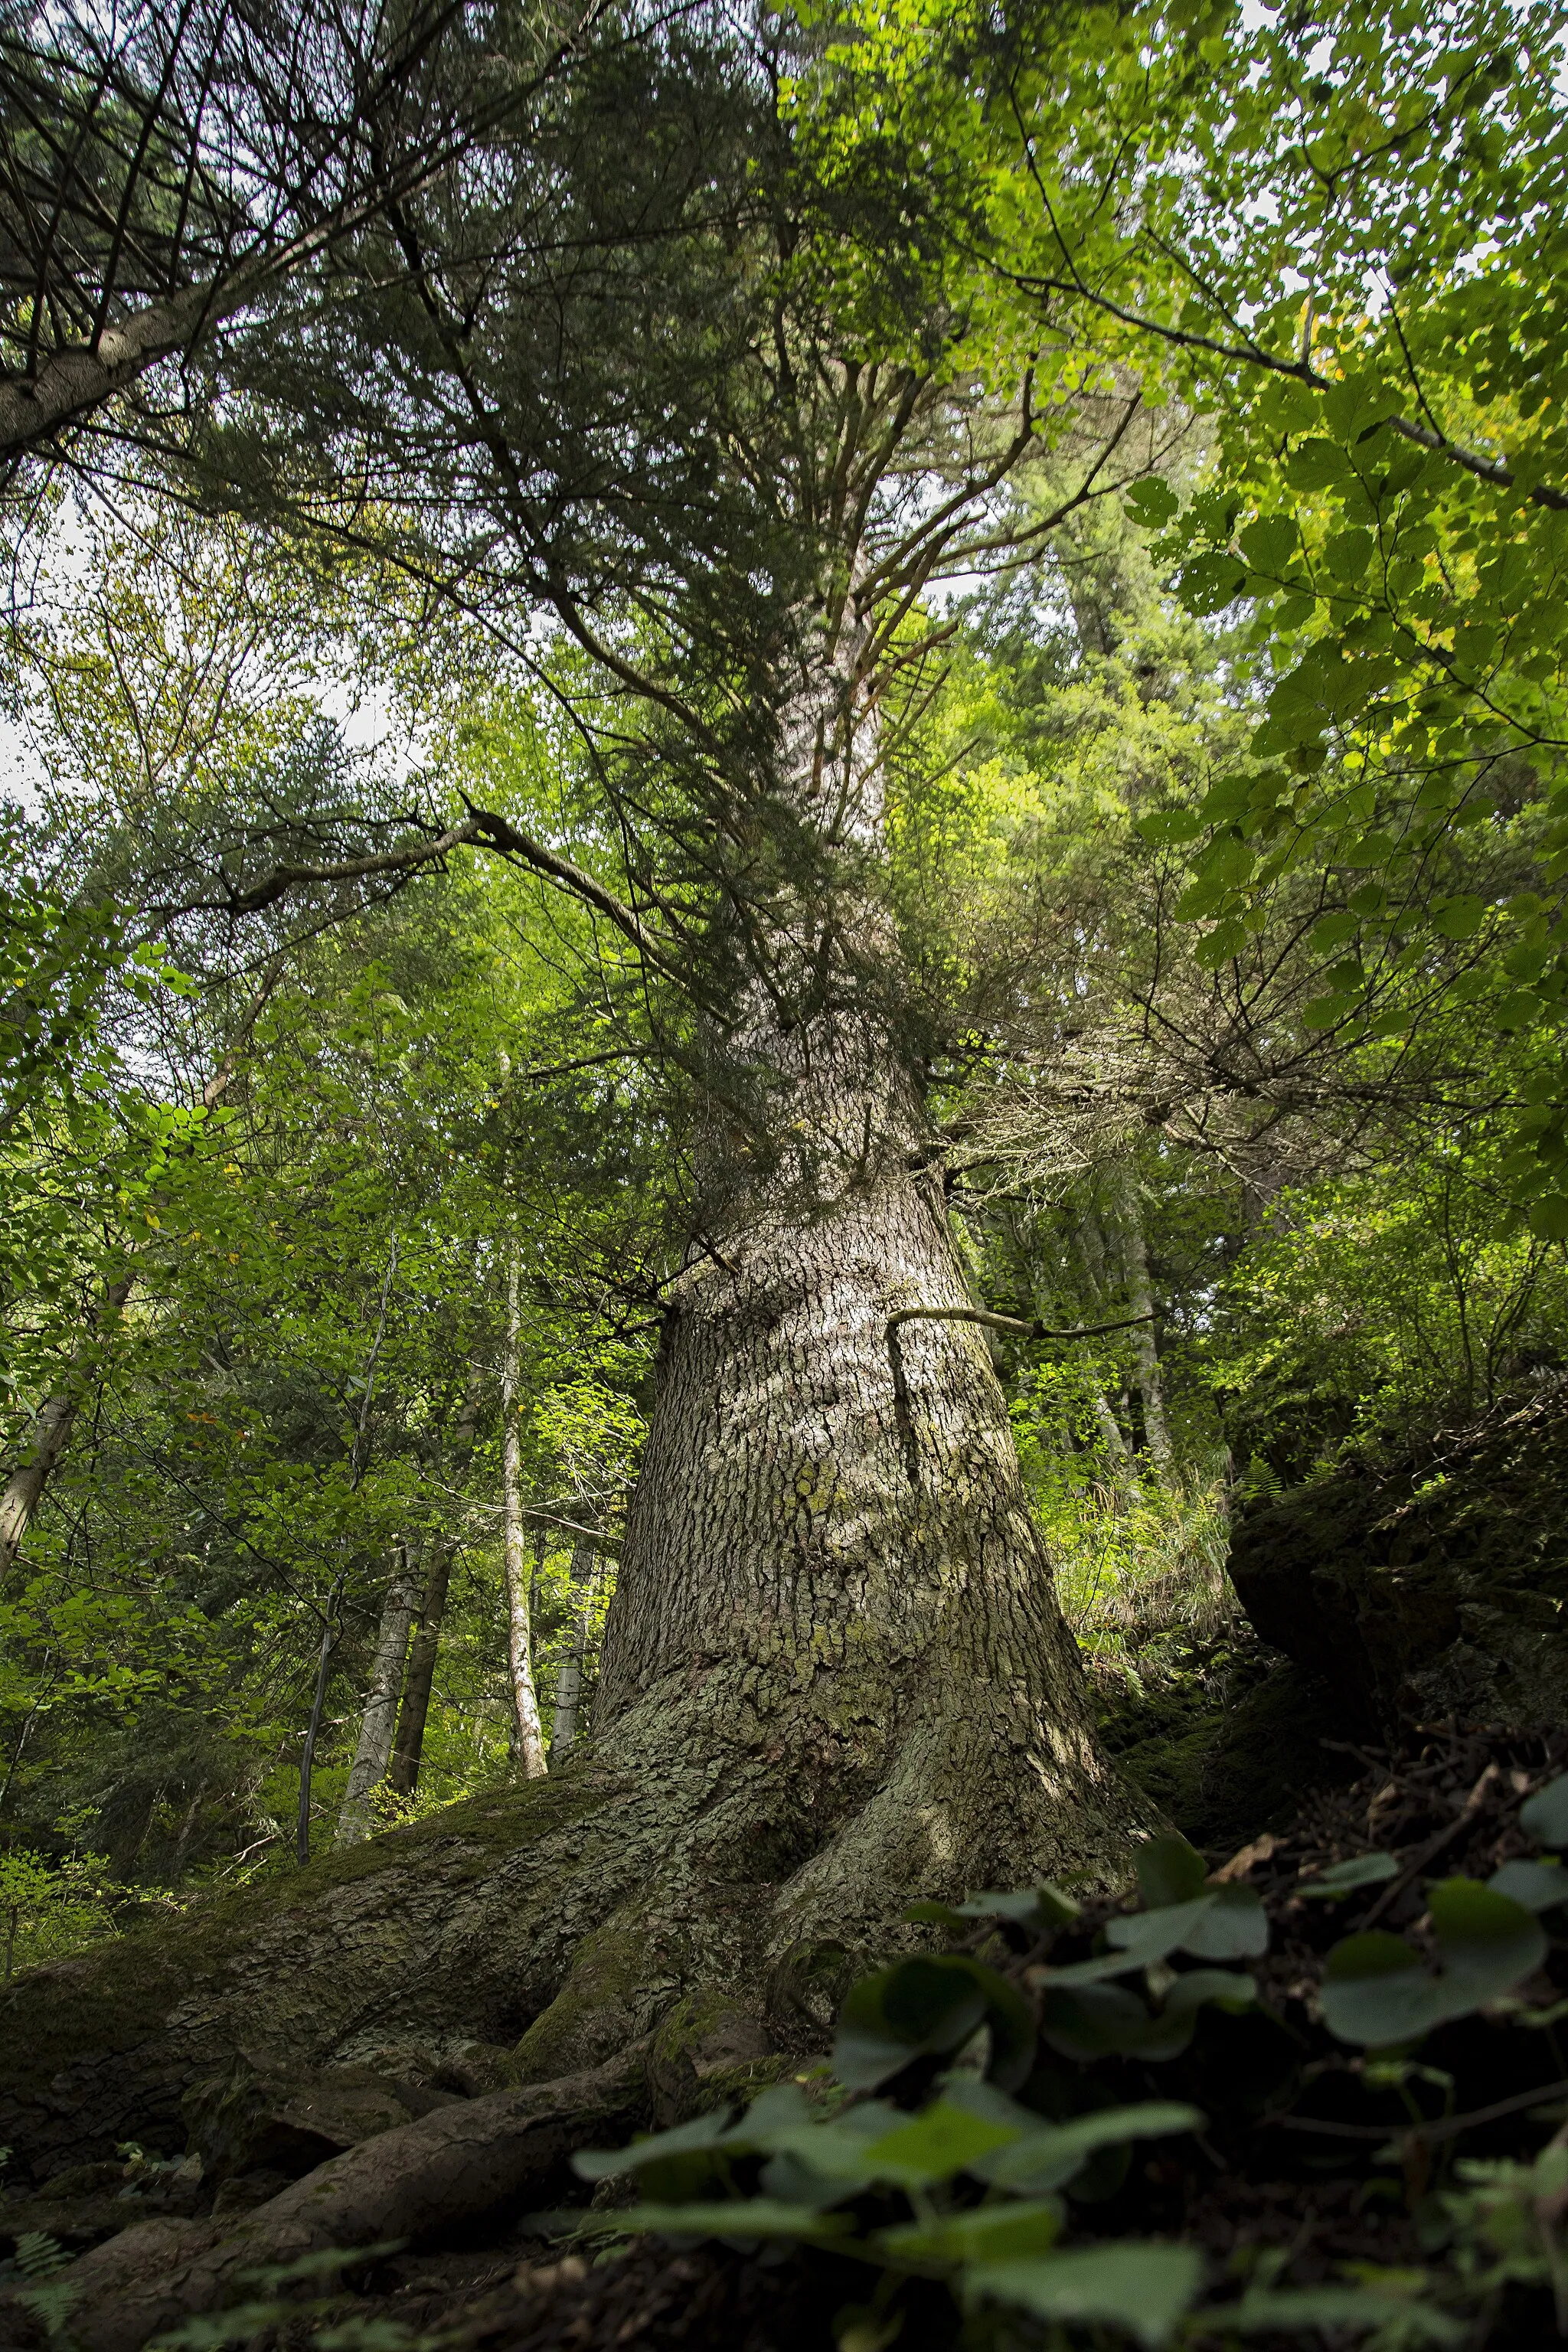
[1099, 1629, 1361, 1852]
[0, 1772, 610, 2173]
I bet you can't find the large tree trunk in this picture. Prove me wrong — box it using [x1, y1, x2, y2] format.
[335, 1542, 422, 1848]
[0, 637, 1152, 2341]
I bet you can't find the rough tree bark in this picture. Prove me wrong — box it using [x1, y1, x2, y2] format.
[335, 1540, 423, 1848]
[501, 1250, 549, 1779]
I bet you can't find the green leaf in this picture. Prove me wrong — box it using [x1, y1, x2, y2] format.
[618, 2198, 853, 2245]
[1136, 1831, 1208, 1908]
[1310, 911, 1361, 952]
[1526, 1194, 1568, 1241]
[906, 1884, 1080, 1932]
[1107, 1900, 1216, 1967]
[972, 2102, 1204, 2196]
[1240, 515, 1299, 573]
[1194, 917, 1247, 969]
[572, 2107, 737, 2182]
[1488, 1859, 1568, 1912]
[1323, 528, 1374, 584]
[1319, 1932, 1446, 2048]
[1430, 893, 1488, 939]
[835, 1955, 1035, 2091]
[1428, 1877, 1547, 2007]
[854, 2096, 1023, 2189]
[1234, 2284, 1463, 2342]
[1298, 1854, 1399, 1900]
[1180, 555, 1249, 614]
[966, 2244, 1204, 2349]
[1125, 479, 1180, 528]
[1302, 993, 1353, 1031]
[877, 2197, 1063, 2265]
[1284, 439, 1350, 490]
[1521, 1772, 1568, 1847]
[1181, 1885, 1269, 1960]
[1135, 809, 1206, 846]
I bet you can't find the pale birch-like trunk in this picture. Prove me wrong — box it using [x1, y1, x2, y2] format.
[501, 1251, 548, 1779]
[547, 1533, 596, 1762]
[335, 1540, 422, 1848]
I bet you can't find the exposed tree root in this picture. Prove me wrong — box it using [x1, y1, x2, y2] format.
[53, 2051, 647, 2352]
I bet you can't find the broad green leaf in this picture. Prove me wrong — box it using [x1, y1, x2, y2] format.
[1180, 1885, 1269, 1960]
[1310, 911, 1361, 952]
[1526, 1194, 1568, 1240]
[1135, 810, 1205, 846]
[835, 1955, 1035, 2090]
[1234, 2284, 1462, 2342]
[966, 2243, 1205, 2349]
[1439, 893, 1485, 940]
[1488, 1860, 1568, 1912]
[1428, 1877, 1547, 2008]
[1125, 479, 1180, 528]
[972, 2102, 1204, 2196]
[573, 2107, 737, 2181]
[877, 2197, 1063, 2265]
[618, 2199, 853, 2244]
[1136, 1831, 1208, 1909]
[1319, 1932, 1446, 2048]
[1106, 1898, 1215, 1966]
[1283, 439, 1349, 490]
[906, 1884, 1080, 1932]
[853, 2097, 1022, 2189]
[1298, 1854, 1399, 1900]
[1521, 1772, 1568, 1847]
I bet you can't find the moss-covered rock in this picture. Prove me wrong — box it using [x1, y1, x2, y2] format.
[1228, 1383, 1568, 1736]
[1097, 1625, 1360, 1852]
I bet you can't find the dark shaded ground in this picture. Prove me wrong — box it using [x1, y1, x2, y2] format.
[0, 1722, 1535, 2352]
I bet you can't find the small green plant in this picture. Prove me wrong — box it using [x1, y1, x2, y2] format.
[8, 2230, 80, 2341]
[145, 2244, 424, 2350]
[0, 1845, 116, 1978]
[572, 1776, 1568, 2347]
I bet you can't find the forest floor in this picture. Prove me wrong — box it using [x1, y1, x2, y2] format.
[6, 1704, 1563, 2351]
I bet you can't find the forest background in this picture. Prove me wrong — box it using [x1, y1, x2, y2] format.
[2, 0, 1566, 1985]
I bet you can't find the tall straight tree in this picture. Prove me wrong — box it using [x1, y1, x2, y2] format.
[0, 5, 1172, 2253]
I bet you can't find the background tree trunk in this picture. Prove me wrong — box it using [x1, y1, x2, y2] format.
[1112, 1165, 1172, 1481]
[0, 1274, 135, 1583]
[387, 1376, 484, 1800]
[335, 1540, 421, 1848]
[547, 1533, 596, 1763]
[501, 1251, 548, 1779]
[387, 1540, 453, 1802]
